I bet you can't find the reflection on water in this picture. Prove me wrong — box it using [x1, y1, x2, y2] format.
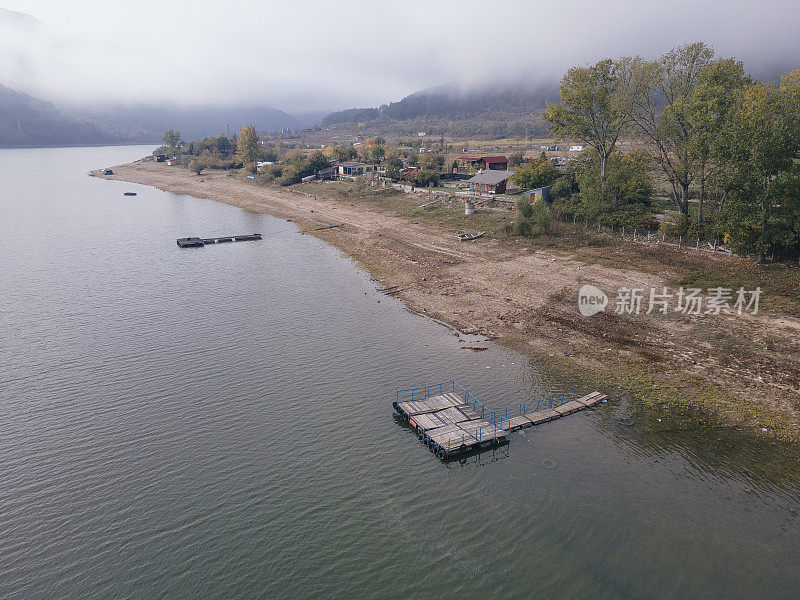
[0, 146, 798, 600]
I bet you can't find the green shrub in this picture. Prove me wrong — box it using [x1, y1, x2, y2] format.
[188, 158, 204, 175]
[530, 199, 552, 235]
[514, 197, 551, 236]
[514, 196, 534, 235]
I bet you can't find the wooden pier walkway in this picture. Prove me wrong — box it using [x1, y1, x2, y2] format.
[176, 234, 262, 248]
[393, 381, 606, 459]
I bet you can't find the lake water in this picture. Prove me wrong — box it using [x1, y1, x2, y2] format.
[1, 146, 799, 599]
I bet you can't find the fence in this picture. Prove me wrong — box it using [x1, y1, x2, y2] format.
[554, 213, 729, 254]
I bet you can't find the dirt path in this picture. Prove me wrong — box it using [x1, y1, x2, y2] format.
[97, 160, 800, 440]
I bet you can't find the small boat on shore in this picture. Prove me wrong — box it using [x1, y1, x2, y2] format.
[457, 231, 484, 241]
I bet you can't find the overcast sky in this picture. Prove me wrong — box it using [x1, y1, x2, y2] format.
[1, 0, 798, 113]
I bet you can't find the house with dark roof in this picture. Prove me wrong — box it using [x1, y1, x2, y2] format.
[466, 169, 514, 195]
[476, 156, 508, 170]
[456, 155, 509, 172]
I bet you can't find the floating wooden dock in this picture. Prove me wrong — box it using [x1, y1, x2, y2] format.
[176, 234, 262, 248]
[393, 381, 606, 459]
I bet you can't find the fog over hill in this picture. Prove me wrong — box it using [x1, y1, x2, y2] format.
[0, 82, 310, 147]
[0, 7, 313, 146]
[322, 79, 559, 125]
[2, 2, 799, 144]
[0, 83, 118, 147]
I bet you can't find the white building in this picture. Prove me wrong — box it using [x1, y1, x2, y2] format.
[569, 145, 584, 152]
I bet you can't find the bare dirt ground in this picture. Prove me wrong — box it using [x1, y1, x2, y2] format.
[97, 160, 800, 440]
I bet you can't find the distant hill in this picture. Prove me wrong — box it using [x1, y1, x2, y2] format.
[320, 79, 558, 138]
[0, 83, 119, 147]
[64, 103, 302, 142]
[0, 7, 304, 147]
[0, 6, 40, 31]
[0, 82, 306, 147]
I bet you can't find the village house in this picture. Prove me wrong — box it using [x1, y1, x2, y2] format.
[316, 166, 338, 180]
[477, 156, 508, 170]
[456, 155, 509, 172]
[569, 145, 585, 152]
[334, 161, 370, 176]
[522, 185, 554, 204]
[400, 166, 420, 179]
[466, 169, 514, 195]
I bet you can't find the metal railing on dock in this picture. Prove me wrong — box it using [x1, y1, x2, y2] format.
[395, 380, 577, 425]
[393, 380, 606, 460]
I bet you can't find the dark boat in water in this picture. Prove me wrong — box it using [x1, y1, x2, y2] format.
[123, 192, 137, 196]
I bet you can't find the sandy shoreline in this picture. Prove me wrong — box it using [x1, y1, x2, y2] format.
[97, 159, 800, 441]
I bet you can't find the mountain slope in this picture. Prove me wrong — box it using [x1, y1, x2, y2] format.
[0, 82, 305, 147]
[0, 83, 118, 147]
[64, 103, 301, 141]
[320, 79, 558, 138]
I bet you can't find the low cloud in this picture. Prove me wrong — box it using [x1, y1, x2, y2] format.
[1, 1, 798, 114]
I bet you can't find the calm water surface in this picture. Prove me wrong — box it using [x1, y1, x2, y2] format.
[1, 146, 799, 599]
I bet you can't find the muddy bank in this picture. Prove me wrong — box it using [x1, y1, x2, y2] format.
[96, 160, 800, 441]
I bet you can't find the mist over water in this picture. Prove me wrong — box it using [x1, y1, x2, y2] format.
[1, 146, 799, 599]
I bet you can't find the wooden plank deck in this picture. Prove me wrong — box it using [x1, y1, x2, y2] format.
[410, 412, 445, 431]
[576, 392, 605, 407]
[436, 406, 473, 425]
[397, 394, 467, 416]
[428, 424, 476, 449]
[395, 388, 606, 459]
[528, 408, 561, 424]
[554, 400, 585, 416]
[506, 415, 532, 430]
[457, 405, 482, 420]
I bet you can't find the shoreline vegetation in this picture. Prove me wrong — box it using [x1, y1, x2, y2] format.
[96, 159, 800, 446]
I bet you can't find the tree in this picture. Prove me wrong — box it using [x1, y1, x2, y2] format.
[575, 150, 655, 227]
[236, 124, 261, 164]
[188, 158, 204, 175]
[514, 196, 551, 236]
[386, 157, 403, 179]
[514, 196, 535, 236]
[306, 151, 330, 174]
[687, 58, 752, 226]
[543, 59, 628, 184]
[715, 72, 800, 262]
[419, 153, 444, 171]
[331, 145, 357, 161]
[508, 152, 526, 167]
[512, 156, 559, 189]
[162, 129, 183, 156]
[416, 169, 440, 187]
[616, 43, 720, 215]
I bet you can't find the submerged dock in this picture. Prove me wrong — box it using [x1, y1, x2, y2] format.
[176, 234, 262, 248]
[393, 381, 606, 459]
